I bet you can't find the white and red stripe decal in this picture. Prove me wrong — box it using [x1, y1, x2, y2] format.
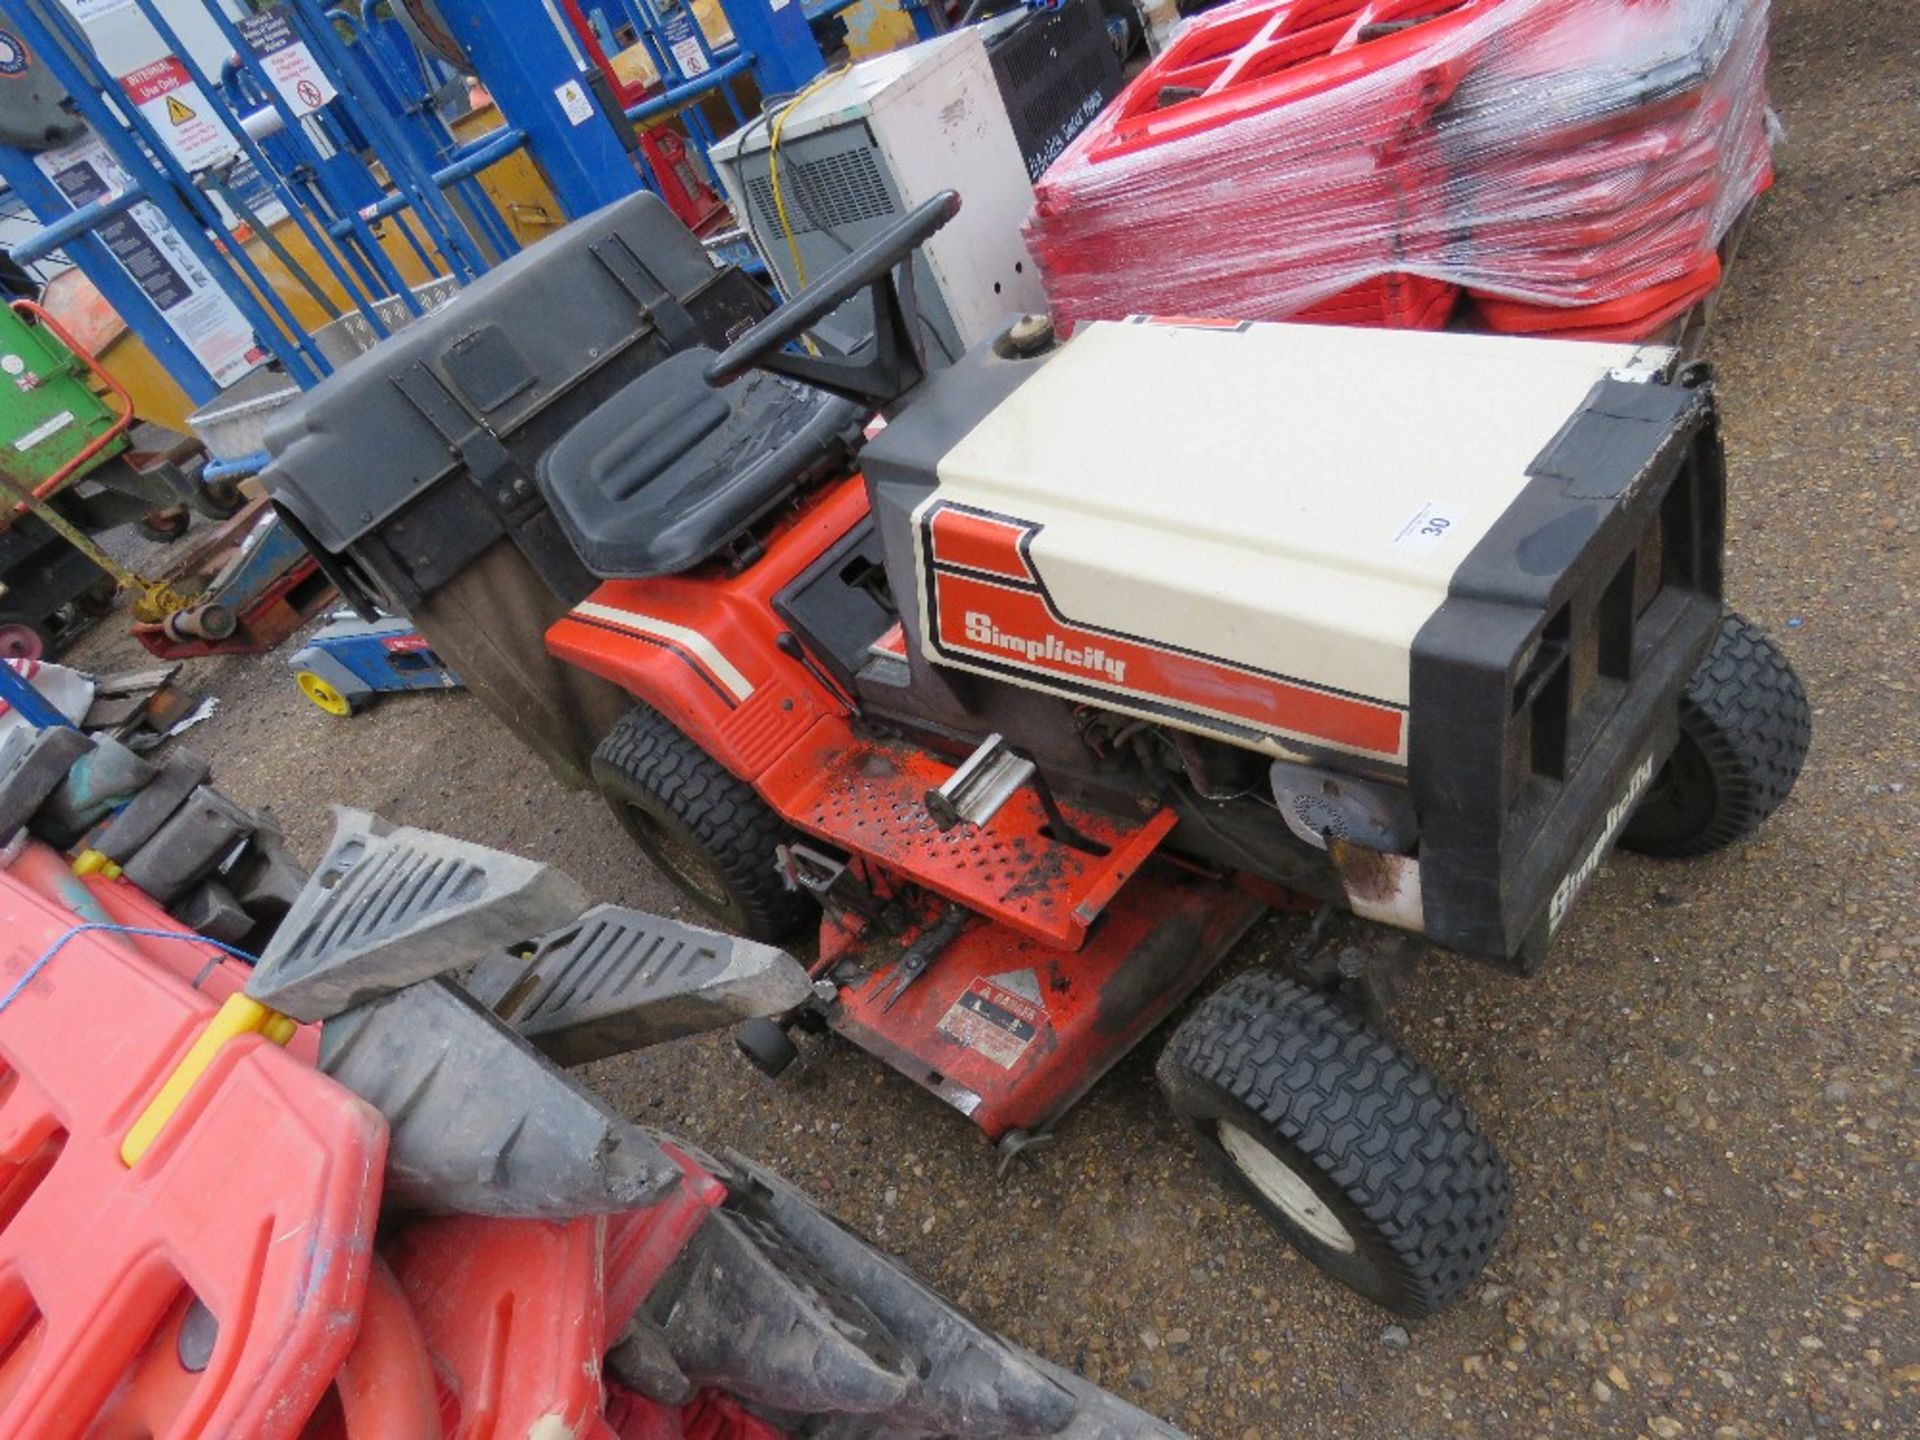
[570, 601, 754, 702]
[921, 502, 1407, 762]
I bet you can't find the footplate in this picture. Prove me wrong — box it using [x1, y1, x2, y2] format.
[827, 865, 1265, 1139]
[246, 807, 587, 1021]
[466, 904, 813, 1066]
[761, 734, 1177, 948]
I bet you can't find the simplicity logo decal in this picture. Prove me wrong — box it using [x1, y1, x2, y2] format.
[963, 610, 1128, 685]
[1549, 751, 1658, 933]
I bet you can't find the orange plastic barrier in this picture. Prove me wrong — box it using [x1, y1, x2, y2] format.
[0, 864, 386, 1439]
[387, 1215, 612, 1440]
[0, 845, 786, 1440]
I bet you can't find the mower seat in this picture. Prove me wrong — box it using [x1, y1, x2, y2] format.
[537, 347, 864, 578]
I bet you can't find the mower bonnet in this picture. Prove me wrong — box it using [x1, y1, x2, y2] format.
[862, 317, 1727, 961]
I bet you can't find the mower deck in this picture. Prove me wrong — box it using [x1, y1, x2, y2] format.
[763, 732, 1178, 948]
[825, 863, 1266, 1138]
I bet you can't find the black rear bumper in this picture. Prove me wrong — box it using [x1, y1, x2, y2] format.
[1410, 369, 1726, 967]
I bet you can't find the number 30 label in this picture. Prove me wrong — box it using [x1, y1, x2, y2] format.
[1392, 501, 1469, 553]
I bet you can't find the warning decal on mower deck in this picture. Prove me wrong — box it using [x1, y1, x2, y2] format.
[938, 974, 1047, 1070]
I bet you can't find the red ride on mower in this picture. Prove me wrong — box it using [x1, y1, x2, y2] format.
[265, 192, 1809, 1317]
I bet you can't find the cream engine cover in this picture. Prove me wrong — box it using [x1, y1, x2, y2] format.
[912, 319, 1666, 768]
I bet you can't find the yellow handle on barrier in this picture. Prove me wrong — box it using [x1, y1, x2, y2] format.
[121, 991, 295, 1165]
[72, 849, 122, 879]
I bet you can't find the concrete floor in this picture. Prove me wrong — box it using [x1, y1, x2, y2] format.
[69, 2, 1914, 1434]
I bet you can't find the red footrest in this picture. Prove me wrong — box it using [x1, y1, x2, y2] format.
[761, 733, 1176, 948]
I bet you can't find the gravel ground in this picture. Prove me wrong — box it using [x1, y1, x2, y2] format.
[64, 3, 1914, 1435]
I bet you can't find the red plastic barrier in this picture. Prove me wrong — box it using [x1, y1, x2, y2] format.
[605, 1387, 788, 1440]
[386, 1215, 612, 1439]
[0, 867, 386, 1439]
[0, 849, 789, 1440]
[1028, 0, 1773, 339]
[385, 1145, 772, 1440]
[1471, 252, 1724, 338]
[1, 840, 324, 1064]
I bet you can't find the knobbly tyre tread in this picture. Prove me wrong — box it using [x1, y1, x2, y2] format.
[1621, 610, 1811, 859]
[593, 705, 810, 941]
[1159, 970, 1509, 1316]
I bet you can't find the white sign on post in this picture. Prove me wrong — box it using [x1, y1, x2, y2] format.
[554, 79, 595, 127]
[118, 56, 239, 173]
[58, 0, 136, 21]
[669, 36, 710, 76]
[236, 3, 336, 117]
[35, 133, 266, 389]
[663, 13, 710, 78]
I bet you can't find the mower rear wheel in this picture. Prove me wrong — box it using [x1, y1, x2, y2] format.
[1620, 610, 1810, 859]
[593, 705, 811, 942]
[1159, 970, 1509, 1317]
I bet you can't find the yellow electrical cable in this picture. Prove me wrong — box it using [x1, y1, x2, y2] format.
[767, 65, 851, 290]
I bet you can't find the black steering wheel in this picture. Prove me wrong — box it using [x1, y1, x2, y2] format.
[704, 190, 962, 413]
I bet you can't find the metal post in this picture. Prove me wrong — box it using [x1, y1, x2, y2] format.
[425, 0, 648, 219]
[125, 0, 393, 341]
[714, 0, 826, 94]
[326, 4, 518, 264]
[293, 170, 395, 302]
[902, 0, 947, 43]
[336, 6, 521, 262]
[635, 0, 744, 133]
[624, 55, 755, 124]
[284, 0, 496, 279]
[207, 52, 392, 300]
[222, 50, 385, 216]
[21, 0, 329, 381]
[9, 1, 324, 386]
[24, 0, 332, 383]
[196, 0, 445, 309]
[453, 172, 522, 262]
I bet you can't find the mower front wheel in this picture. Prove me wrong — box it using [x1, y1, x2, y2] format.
[593, 705, 812, 942]
[1159, 970, 1509, 1317]
[1620, 610, 1811, 859]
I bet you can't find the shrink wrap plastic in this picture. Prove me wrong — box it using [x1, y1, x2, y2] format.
[1027, 0, 1772, 339]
